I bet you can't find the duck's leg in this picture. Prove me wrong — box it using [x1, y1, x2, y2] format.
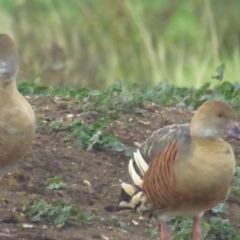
[159, 220, 169, 240]
[192, 216, 201, 240]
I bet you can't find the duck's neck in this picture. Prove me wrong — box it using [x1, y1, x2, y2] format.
[190, 119, 222, 139]
[0, 80, 19, 96]
[191, 126, 220, 139]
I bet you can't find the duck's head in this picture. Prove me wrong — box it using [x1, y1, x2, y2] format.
[190, 100, 240, 140]
[0, 34, 19, 86]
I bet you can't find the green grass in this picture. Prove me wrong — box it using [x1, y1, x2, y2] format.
[1, 1, 240, 88]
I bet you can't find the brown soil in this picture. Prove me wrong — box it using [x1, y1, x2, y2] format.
[0, 96, 239, 240]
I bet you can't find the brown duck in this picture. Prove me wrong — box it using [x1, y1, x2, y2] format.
[107, 100, 240, 240]
[0, 34, 35, 238]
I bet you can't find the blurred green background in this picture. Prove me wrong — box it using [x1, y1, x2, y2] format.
[1, 0, 239, 88]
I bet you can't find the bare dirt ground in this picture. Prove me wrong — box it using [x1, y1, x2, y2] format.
[0, 96, 239, 240]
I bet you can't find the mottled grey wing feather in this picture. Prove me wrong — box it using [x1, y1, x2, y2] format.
[140, 123, 190, 162]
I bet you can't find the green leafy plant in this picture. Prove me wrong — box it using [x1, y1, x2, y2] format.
[66, 118, 133, 156]
[206, 217, 239, 240]
[144, 215, 238, 240]
[103, 215, 127, 229]
[49, 120, 63, 131]
[144, 227, 158, 238]
[46, 176, 67, 190]
[22, 200, 95, 226]
[170, 210, 239, 239]
[45, 110, 133, 155]
[19, 73, 240, 114]
[231, 166, 240, 196]
[169, 217, 209, 240]
[211, 203, 227, 214]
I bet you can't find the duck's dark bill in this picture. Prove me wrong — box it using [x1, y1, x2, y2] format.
[225, 121, 240, 141]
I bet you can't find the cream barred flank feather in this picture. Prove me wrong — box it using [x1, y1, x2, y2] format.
[119, 150, 152, 214]
[118, 124, 189, 214]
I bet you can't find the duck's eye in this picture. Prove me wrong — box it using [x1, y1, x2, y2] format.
[218, 113, 223, 117]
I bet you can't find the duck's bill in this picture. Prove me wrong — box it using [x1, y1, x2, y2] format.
[225, 121, 240, 141]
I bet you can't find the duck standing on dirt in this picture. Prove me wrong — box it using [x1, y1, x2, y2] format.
[0, 34, 36, 237]
[105, 100, 240, 240]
